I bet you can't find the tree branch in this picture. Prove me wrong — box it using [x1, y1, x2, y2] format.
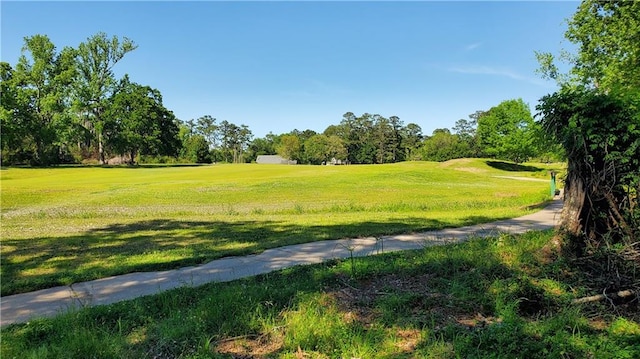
[571, 289, 636, 304]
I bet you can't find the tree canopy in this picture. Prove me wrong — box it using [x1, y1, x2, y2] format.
[476, 99, 538, 164]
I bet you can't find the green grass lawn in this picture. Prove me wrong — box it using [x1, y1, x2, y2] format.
[0, 159, 561, 295]
[2, 231, 637, 358]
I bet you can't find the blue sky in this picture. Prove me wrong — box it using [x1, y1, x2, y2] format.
[2, 1, 579, 138]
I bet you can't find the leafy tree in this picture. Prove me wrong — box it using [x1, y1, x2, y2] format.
[421, 128, 469, 162]
[277, 134, 302, 162]
[566, 0, 639, 91]
[195, 115, 218, 149]
[304, 134, 347, 165]
[74, 32, 137, 164]
[287, 129, 317, 164]
[399, 123, 423, 161]
[0, 62, 31, 164]
[4, 35, 76, 164]
[339, 112, 377, 164]
[182, 134, 212, 163]
[246, 133, 279, 162]
[103, 77, 180, 164]
[476, 99, 537, 163]
[452, 114, 480, 157]
[372, 115, 404, 164]
[218, 120, 252, 163]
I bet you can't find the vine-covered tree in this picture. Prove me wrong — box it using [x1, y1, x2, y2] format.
[537, 88, 639, 247]
[535, 0, 639, 286]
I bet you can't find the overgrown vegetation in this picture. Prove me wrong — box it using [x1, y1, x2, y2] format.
[3, 231, 638, 358]
[536, 0, 639, 300]
[0, 160, 557, 296]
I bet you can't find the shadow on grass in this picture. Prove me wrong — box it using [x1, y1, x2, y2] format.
[2, 216, 456, 296]
[0, 204, 534, 297]
[4, 163, 209, 170]
[5, 231, 634, 358]
[486, 160, 545, 173]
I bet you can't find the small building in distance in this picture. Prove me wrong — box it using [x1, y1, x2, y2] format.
[256, 155, 297, 165]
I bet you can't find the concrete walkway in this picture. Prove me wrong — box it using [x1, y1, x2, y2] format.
[1, 198, 563, 327]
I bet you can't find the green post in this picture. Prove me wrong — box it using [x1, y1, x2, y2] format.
[550, 171, 557, 197]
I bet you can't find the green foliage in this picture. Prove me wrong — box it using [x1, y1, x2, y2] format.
[304, 134, 347, 164]
[74, 32, 138, 164]
[330, 112, 410, 165]
[1, 32, 189, 166]
[566, 0, 640, 91]
[537, 86, 639, 248]
[1, 35, 76, 165]
[217, 120, 253, 163]
[399, 122, 424, 160]
[180, 134, 212, 163]
[245, 133, 278, 162]
[277, 134, 303, 162]
[421, 128, 471, 162]
[194, 115, 219, 149]
[104, 77, 180, 163]
[452, 117, 480, 156]
[477, 99, 538, 163]
[537, 1, 639, 92]
[534, 0, 640, 294]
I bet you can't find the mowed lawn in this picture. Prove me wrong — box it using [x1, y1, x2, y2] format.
[0, 159, 557, 295]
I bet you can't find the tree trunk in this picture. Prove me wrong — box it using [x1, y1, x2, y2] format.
[560, 158, 586, 238]
[560, 169, 586, 238]
[98, 132, 105, 165]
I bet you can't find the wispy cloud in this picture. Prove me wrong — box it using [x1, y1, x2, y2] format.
[465, 42, 482, 51]
[448, 65, 548, 86]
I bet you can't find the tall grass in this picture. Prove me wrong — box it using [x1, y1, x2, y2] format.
[0, 160, 559, 295]
[2, 230, 637, 358]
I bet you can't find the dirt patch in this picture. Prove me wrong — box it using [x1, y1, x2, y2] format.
[330, 273, 437, 324]
[328, 273, 491, 332]
[214, 332, 284, 359]
[438, 159, 488, 174]
[454, 166, 487, 174]
[394, 328, 423, 353]
[214, 272, 495, 357]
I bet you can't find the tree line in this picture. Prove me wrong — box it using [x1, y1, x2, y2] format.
[183, 112, 425, 165]
[2, 32, 561, 166]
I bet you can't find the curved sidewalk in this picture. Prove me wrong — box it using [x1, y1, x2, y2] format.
[1, 199, 563, 327]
